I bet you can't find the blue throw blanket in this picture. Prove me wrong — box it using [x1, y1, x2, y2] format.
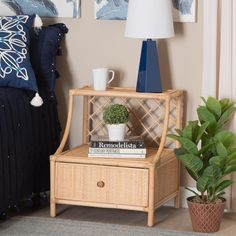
[0, 87, 61, 213]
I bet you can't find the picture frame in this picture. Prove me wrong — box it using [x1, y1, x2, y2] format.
[0, 0, 81, 18]
[95, 0, 128, 20]
[172, 0, 197, 22]
[95, 0, 197, 23]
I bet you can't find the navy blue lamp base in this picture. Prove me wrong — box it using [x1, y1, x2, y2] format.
[136, 40, 162, 93]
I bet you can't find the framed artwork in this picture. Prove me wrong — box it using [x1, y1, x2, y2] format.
[172, 0, 196, 22]
[95, 0, 197, 23]
[0, 0, 81, 18]
[95, 0, 128, 20]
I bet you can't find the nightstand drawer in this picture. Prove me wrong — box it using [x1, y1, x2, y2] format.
[55, 163, 148, 207]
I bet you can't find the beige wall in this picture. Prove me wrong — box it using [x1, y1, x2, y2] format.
[47, 0, 203, 187]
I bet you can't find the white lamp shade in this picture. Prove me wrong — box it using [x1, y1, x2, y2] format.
[125, 0, 174, 39]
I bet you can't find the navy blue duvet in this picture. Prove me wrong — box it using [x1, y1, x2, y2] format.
[0, 87, 61, 213]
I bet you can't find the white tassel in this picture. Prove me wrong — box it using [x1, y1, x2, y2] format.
[34, 14, 43, 30]
[30, 93, 43, 107]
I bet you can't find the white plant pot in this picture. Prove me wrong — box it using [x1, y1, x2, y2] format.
[107, 123, 126, 141]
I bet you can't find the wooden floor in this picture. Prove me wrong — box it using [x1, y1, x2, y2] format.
[19, 203, 236, 236]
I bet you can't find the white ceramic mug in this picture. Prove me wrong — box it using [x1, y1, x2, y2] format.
[92, 68, 115, 91]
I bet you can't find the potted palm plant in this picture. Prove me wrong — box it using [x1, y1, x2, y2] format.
[103, 104, 129, 141]
[168, 97, 236, 233]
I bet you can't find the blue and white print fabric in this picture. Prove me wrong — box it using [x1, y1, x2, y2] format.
[0, 14, 38, 91]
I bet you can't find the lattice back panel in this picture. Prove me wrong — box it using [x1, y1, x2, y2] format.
[166, 97, 180, 148]
[85, 95, 180, 148]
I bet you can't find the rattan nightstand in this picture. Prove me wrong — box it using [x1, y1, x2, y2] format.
[50, 86, 184, 226]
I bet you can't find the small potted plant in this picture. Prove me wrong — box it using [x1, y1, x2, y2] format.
[103, 104, 129, 141]
[168, 96, 236, 233]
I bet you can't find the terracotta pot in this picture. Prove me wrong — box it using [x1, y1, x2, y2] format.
[187, 196, 226, 233]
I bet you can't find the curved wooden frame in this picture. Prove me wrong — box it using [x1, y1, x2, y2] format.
[55, 90, 74, 155]
[153, 96, 170, 164]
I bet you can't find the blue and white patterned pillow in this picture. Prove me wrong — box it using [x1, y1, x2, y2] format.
[0, 15, 38, 91]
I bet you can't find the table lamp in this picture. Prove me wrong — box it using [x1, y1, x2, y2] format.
[125, 0, 174, 93]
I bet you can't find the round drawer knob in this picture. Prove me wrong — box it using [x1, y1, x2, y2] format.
[97, 181, 105, 188]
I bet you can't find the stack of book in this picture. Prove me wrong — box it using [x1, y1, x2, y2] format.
[88, 136, 146, 158]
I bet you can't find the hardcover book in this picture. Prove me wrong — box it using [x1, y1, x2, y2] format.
[88, 153, 146, 158]
[90, 135, 145, 149]
[89, 147, 146, 154]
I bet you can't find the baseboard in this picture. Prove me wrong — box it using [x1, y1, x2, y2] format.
[165, 186, 199, 208]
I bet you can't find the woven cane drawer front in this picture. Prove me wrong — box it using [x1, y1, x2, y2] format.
[55, 163, 149, 207]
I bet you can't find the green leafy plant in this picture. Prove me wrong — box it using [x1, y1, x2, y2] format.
[168, 97, 236, 203]
[103, 104, 129, 125]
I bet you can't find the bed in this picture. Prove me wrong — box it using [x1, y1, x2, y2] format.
[0, 16, 68, 215]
